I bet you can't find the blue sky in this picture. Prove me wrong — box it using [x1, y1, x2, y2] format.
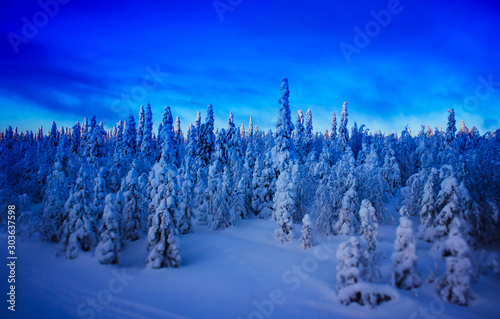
[1, 0, 499, 135]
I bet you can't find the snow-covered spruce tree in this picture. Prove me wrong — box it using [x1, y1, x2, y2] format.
[92, 167, 108, 219]
[313, 166, 338, 235]
[141, 103, 154, 163]
[48, 121, 59, 150]
[337, 102, 349, 151]
[272, 77, 296, 175]
[292, 159, 314, 224]
[123, 114, 137, 157]
[273, 168, 296, 243]
[437, 221, 472, 306]
[136, 105, 145, 153]
[95, 193, 122, 265]
[197, 104, 216, 166]
[381, 147, 401, 196]
[392, 205, 422, 290]
[357, 146, 385, 218]
[251, 152, 275, 219]
[211, 167, 233, 231]
[330, 111, 337, 141]
[336, 236, 396, 307]
[445, 108, 457, 147]
[174, 116, 184, 167]
[402, 168, 431, 217]
[294, 110, 306, 162]
[335, 170, 359, 235]
[70, 121, 81, 154]
[148, 106, 178, 215]
[358, 199, 380, 283]
[304, 108, 314, 155]
[177, 157, 195, 234]
[336, 237, 363, 292]
[61, 160, 98, 259]
[418, 168, 439, 242]
[202, 129, 227, 223]
[41, 134, 70, 242]
[121, 162, 146, 241]
[434, 165, 462, 242]
[194, 163, 209, 225]
[359, 199, 378, 251]
[226, 112, 244, 175]
[146, 198, 181, 268]
[109, 120, 128, 192]
[86, 116, 105, 171]
[232, 159, 252, 223]
[300, 214, 313, 249]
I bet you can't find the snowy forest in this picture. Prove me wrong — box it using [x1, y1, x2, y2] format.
[1, 77, 500, 314]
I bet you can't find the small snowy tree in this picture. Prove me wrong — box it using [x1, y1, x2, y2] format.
[61, 161, 98, 259]
[273, 169, 296, 243]
[121, 163, 146, 241]
[335, 180, 359, 236]
[437, 223, 472, 306]
[95, 194, 122, 265]
[418, 168, 439, 242]
[251, 154, 275, 219]
[300, 214, 313, 249]
[337, 238, 396, 307]
[338, 102, 349, 151]
[392, 205, 422, 290]
[41, 138, 71, 242]
[210, 168, 233, 231]
[92, 167, 108, 219]
[359, 199, 378, 251]
[146, 198, 181, 268]
[359, 199, 379, 283]
[336, 237, 363, 291]
[177, 158, 195, 234]
[434, 165, 462, 241]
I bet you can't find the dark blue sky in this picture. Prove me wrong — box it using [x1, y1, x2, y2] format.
[1, 0, 499, 135]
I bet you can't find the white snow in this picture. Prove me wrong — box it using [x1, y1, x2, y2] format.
[2, 218, 500, 319]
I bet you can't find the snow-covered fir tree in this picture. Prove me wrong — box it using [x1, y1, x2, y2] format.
[434, 165, 462, 242]
[437, 221, 472, 306]
[300, 213, 313, 249]
[392, 205, 422, 290]
[251, 152, 275, 218]
[272, 77, 296, 174]
[61, 160, 98, 259]
[95, 193, 122, 265]
[177, 157, 195, 234]
[41, 134, 70, 242]
[337, 236, 396, 306]
[338, 102, 349, 151]
[92, 167, 108, 219]
[359, 199, 378, 251]
[273, 168, 296, 243]
[121, 162, 146, 241]
[335, 169, 359, 235]
[211, 167, 233, 231]
[146, 198, 181, 268]
[418, 168, 439, 242]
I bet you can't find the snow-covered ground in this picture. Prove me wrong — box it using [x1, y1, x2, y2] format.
[1, 217, 499, 319]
